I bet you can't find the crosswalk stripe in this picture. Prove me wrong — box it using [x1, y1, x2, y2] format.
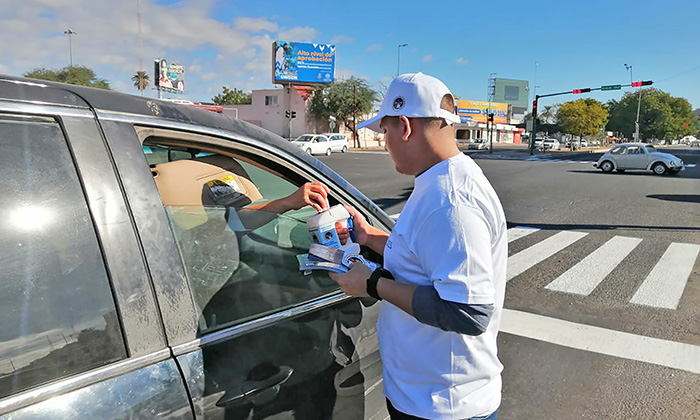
[629, 243, 700, 309]
[545, 236, 643, 295]
[507, 231, 588, 281]
[507, 226, 540, 243]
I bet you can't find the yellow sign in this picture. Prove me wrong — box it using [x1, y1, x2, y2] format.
[456, 100, 508, 124]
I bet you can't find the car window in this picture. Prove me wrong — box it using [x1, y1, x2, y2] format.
[610, 146, 625, 154]
[0, 114, 126, 399]
[144, 143, 343, 334]
[627, 146, 641, 154]
[315, 136, 327, 142]
[645, 145, 657, 153]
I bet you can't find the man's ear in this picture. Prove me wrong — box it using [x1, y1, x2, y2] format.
[399, 115, 412, 141]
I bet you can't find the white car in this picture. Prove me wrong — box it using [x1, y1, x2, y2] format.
[291, 134, 348, 156]
[467, 138, 489, 150]
[535, 138, 560, 150]
[593, 143, 685, 175]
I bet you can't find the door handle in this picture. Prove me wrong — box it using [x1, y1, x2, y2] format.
[216, 363, 294, 407]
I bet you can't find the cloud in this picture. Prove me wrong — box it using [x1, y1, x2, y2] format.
[366, 44, 383, 52]
[329, 35, 354, 44]
[422, 55, 434, 62]
[234, 17, 278, 32]
[201, 72, 218, 82]
[456, 57, 470, 65]
[278, 26, 317, 42]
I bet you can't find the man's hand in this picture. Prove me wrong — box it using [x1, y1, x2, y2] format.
[329, 263, 373, 297]
[283, 182, 330, 212]
[335, 205, 371, 246]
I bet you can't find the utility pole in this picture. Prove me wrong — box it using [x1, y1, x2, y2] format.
[63, 29, 77, 67]
[487, 73, 496, 153]
[353, 83, 358, 148]
[397, 44, 408, 77]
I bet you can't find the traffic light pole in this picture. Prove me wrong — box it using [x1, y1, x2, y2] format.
[528, 81, 652, 154]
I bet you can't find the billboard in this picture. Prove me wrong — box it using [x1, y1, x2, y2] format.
[154, 58, 185, 93]
[272, 41, 335, 85]
[457, 100, 509, 124]
[494, 78, 529, 109]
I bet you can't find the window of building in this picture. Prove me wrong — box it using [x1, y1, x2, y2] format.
[265, 95, 278, 106]
[0, 114, 126, 399]
[144, 142, 341, 334]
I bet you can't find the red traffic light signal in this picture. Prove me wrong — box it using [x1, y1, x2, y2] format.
[631, 80, 653, 87]
[573, 88, 592, 94]
[532, 100, 537, 110]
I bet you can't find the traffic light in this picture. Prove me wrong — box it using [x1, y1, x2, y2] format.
[291, 111, 297, 119]
[285, 110, 290, 118]
[631, 80, 653, 87]
[285, 110, 297, 119]
[572, 88, 592, 94]
[532, 100, 537, 111]
[488, 113, 495, 122]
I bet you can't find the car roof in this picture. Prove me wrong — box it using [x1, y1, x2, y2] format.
[321, 133, 345, 137]
[614, 143, 652, 147]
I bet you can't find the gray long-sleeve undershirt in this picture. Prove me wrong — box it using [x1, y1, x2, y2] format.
[412, 286, 493, 336]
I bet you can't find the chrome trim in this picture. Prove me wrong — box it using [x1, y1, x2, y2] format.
[0, 100, 92, 117]
[171, 292, 352, 356]
[0, 349, 170, 415]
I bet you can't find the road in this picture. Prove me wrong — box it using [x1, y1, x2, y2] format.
[317, 146, 700, 419]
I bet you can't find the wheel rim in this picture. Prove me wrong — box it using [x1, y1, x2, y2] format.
[602, 162, 613, 172]
[654, 164, 665, 174]
[326, 149, 331, 156]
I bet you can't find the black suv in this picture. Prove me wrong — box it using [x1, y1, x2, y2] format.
[0, 75, 391, 419]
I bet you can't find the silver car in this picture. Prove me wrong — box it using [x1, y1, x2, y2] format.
[467, 138, 489, 150]
[593, 143, 685, 175]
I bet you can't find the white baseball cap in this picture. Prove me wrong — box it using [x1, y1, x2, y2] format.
[358, 72, 460, 133]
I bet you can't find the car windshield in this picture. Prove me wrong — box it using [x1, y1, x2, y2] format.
[294, 135, 313, 142]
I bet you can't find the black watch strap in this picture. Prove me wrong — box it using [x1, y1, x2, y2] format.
[367, 268, 393, 300]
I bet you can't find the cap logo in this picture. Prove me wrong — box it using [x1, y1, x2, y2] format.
[392, 96, 405, 110]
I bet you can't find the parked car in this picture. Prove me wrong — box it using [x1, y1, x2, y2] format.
[291, 133, 347, 155]
[535, 138, 560, 150]
[0, 75, 391, 419]
[593, 143, 685, 175]
[467, 138, 489, 150]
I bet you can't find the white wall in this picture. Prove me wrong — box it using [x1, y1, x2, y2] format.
[222, 88, 308, 139]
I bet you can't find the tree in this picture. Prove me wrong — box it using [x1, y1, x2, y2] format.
[24, 66, 110, 89]
[309, 77, 378, 147]
[556, 99, 608, 146]
[606, 88, 698, 142]
[211, 86, 252, 105]
[131, 71, 150, 96]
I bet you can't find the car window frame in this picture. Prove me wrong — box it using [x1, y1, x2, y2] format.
[96, 116, 393, 353]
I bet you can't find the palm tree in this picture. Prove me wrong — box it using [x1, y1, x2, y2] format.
[131, 71, 149, 96]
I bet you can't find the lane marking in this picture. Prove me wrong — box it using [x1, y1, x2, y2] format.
[629, 242, 700, 309]
[507, 226, 540, 243]
[500, 309, 700, 374]
[507, 231, 588, 281]
[545, 236, 643, 295]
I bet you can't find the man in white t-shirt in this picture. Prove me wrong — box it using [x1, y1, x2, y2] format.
[330, 73, 507, 420]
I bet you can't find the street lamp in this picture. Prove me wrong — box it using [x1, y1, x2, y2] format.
[397, 44, 408, 77]
[64, 29, 77, 67]
[624, 63, 633, 84]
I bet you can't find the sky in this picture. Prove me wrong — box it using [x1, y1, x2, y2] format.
[1, 0, 699, 110]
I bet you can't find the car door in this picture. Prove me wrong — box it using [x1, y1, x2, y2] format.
[0, 92, 192, 419]
[624, 145, 647, 169]
[314, 135, 330, 155]
[98, 118, 390, 420]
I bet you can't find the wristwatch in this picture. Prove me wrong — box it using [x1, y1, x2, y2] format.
[367, 268, 393, 300]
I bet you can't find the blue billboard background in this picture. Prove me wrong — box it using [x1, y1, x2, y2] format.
[273, 41, 335, 85]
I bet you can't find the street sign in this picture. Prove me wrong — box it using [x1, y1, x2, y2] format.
[601, 85, 621, 91]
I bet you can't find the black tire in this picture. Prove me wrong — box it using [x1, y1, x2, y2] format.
[305, 148, 312, 155]
[600, 160, 614, 173]
[341, 146, 347, 153]
[652, 162, 667, 176]
[616, 169, 626, 173]
[325, 148, 332, 156]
